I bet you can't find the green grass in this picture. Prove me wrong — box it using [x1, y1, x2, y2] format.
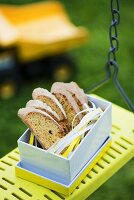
[0, 0, 134, 199]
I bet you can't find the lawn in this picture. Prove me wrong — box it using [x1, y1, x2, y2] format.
[0, 0, 134, 199]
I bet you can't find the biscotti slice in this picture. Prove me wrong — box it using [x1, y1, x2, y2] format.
[69, 82, 94, 108]
[69, 82, 89, 108]
[26, 100, 60, 121]
[26, 100, 69, 133]
[52, 82, 88, 111]
[18, 107, 66, 149]
[32, 88, 66, 121]
[51, 87, 82, 128]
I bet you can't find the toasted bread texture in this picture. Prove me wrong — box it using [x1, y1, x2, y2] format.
[51, 87, 82, 128]
[32, 88, 66, 121]
[26, 100, 60, 121]
[51, 82, 88, 111]
[26, 99, 70, 133]
[18, 107, 66, 149]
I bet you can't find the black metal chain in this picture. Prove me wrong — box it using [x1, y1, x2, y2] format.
[85, 0, 134, 112]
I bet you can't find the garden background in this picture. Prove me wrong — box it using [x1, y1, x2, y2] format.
[0, 0, 134, 199]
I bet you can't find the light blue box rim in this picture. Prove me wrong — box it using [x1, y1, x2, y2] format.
[18, 95, 112, 161]
[16, 136, 111, 188]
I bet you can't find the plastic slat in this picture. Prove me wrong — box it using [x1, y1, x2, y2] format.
[0, 100, 134, 200]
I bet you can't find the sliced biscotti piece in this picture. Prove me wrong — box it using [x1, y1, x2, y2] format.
[51, 87, 82, 128]
[32, 88, 66, 121]
[18, 107, 66, 149]
[26, 100, 60, 121]
[26, 100, 69, 133]
[51, 82, 88, 112]
[69, 82, 89, 109]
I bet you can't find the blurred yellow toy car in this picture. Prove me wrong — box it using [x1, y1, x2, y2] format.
[0, 1, 89, 99]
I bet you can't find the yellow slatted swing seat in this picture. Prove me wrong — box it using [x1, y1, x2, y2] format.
[0, 100, 134, 200]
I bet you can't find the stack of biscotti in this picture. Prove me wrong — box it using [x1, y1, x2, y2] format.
[18, 82, 90, 150]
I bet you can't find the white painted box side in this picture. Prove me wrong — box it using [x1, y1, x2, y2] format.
[18, 95, 112, 184]
[69, 97, 112, 180]
[18, 130, 70, 184]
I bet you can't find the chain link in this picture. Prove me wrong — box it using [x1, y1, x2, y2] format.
[108, 0, 120, 63]
[85, 0, 134, 112]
